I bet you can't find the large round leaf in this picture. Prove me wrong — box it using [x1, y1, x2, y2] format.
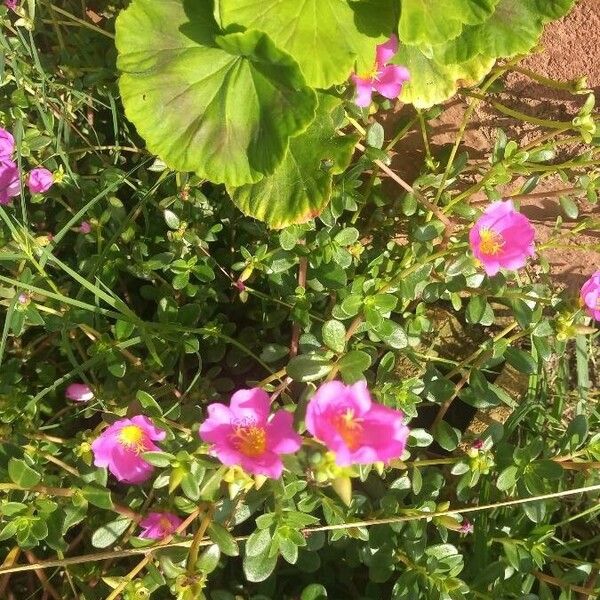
[229, 94, 358, 228]
[116, 0, 317, 186]
[399, 0, 498, 46]
[472, 0, 546, 58]
[219, 0, 396, 88]
[395, 46, 495, 108]
[534, 0, 576, 22]
[431, 0, 575, 65]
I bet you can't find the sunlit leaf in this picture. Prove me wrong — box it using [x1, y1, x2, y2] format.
[116, 0, 317, 187]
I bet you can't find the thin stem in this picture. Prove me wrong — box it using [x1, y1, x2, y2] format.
[353, 137, 454, 233]
[304, 483, 600, 533]
[510, 65, 587, 92]
[534, 571, 597, 596]
[432, 322, 521, 429]
[434, 59, 520, 205]
[462, 90, 574, 130]
[290, 254, 307, 357]
[418, 110, 432, 164]
[43, 3, 114, 39]
[3, 484, 600, 576]
[509, 187, 583, 201]
[257, 368, 287, 389]
[23, 552, 60, 600]
[187, 508, 213, 573]
[105, 508, 201, 600]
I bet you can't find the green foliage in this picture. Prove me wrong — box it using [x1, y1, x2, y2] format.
[116, 0, 317, 187]
[115, 0, 577, 225]
[0, 1, 599, 600]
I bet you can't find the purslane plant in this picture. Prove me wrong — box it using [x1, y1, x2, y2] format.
[0, 1, 599, 599]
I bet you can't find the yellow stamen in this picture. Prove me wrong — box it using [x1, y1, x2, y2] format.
[479, 228, 505, 256]
[333, 409, 363, 451]
[231, 423, 267, 457]
[118, 425, 146, 453]
[359, 63, 380, 81]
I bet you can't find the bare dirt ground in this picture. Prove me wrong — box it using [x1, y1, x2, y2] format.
[392, 0, 600, 291]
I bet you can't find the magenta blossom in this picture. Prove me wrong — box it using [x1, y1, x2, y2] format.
[0, 159, 20, 205]
[139, 512, 182, 540]
[305, 381, 409, 466]
[0, 128, 14, 158]
[65, 383, 94, 402]
[351, 35, 410, 108]
[4, 0, 17, 11]
[79, 221, 92, 234]
[580, 270, 600, 321]
[91, 416, 166, 484]
[27, 167, 53, 194]
[471, 439, 484, 452]
[459, 520, 474, 535]
[469, 200, 535, 276]
[199, 388, 302, 479]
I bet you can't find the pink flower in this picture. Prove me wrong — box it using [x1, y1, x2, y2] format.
[469, 200, 535, 276]
[0, 128, 14, 158]
[351, 35, 410, 107]
[139, 512, 182, 540]
[79, 221, 92, 234]
[199, 388, 302, 479]
[65, 383, 94, 402]
[580, 270, 600, 321]
[4, 0, 17, 11]
[27, 167, 53, 194]
[459, 520, 474, 535]
[0, 159, 20, 205]
[91, 416, 166, 484]
[305, 381, 409, 466]
[471, 439, 484, 452]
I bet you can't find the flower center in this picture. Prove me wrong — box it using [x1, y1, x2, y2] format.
[159, 516, 174, 535]
[118, 425, 146, 452]
[479, 228, 505, 256]
[333, 409, 363, 451]
[231, 420, 267, 457]
[359, 63, 381, 82]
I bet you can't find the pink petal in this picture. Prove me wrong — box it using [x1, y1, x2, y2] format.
[110, 445, 154, 484]
[351, 75, 374, 107]
[27, 167, 53, 194]
[198, 421, 234, 446]
[376, 35, 399, 67]
[238, 450, 284, 479]
[65, 383, 94, 402]
[347, 380, 373, 414]
[267, 410, 302, 454]
[481, 261, 501, 277]
[305, 380, 347, 437]
[139, 512, 182, 539]
[373, 64, 409, 100]
[91, 432, 116, 468]
[332, 404, 408, 466]
[210, 444, 246, 468]
[130, 415, 166, 441]
[203, 402, 234, 427]
[583, 288, 599, 310]
[229, 388, 270, 424]
[0, 128, 14, 158]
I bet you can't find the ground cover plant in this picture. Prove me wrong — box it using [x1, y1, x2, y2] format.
[0, 0, 599, 599]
